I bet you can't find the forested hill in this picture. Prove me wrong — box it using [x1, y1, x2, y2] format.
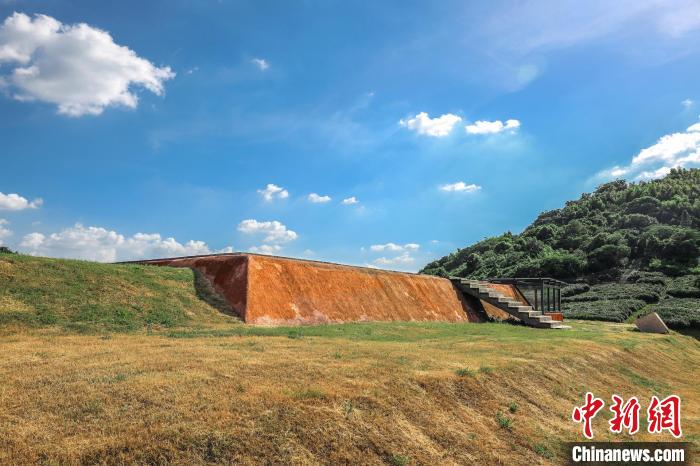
[422, 168, 699, 281]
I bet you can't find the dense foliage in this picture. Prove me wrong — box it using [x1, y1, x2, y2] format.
[653, 298, 700, 328]
[562, 299, 647, 323]
[422, 169, 699, 281]
[421, 169, 700, 328]
[562, 283, 663, 304]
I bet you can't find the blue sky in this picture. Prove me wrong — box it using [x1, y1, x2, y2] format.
[1, 0, 700, 270]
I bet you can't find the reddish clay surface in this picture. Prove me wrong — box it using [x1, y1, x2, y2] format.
[135, 253, 484, 325]
[545, 312, 564, 322]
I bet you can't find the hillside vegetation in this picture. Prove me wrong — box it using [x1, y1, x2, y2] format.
[0, 252, 239, 333]
[422, 169, 700, 328]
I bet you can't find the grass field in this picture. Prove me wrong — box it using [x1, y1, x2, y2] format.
[1, 253, 698, 464]
[1, 321, 698, 464]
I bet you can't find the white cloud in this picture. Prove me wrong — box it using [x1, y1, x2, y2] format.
[308, 193, 331, 203]
[341, 196, 359, 205]
[465, 119, 520, 135]
[374, 253, 415, 267]
[249, 244, 281, 255]
[681, 99, 694, 108]
[0, 12, 174, 116]
[237, 219, 297, 244]
[257, 183, 289, 202]
[596, 122, 700, 181]
[369, 242, 420, 253]
[0, 192, 42, 210]
[251, 57, 269, 70]
[17, 223, 227, 262]
[399, 112, 462, 137]
[439, 182, 482, 193]
[0, 218, 11, 245]
[367, 242, 420, 271]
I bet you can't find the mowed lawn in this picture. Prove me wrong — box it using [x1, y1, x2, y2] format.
[0, 321, 698, 465]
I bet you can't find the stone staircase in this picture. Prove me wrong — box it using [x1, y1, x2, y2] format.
[452, 278, 569, 329]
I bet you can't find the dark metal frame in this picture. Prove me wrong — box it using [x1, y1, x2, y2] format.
[486, 277, 567, 314]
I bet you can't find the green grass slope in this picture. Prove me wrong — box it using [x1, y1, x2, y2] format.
[0, 252, 239, 333]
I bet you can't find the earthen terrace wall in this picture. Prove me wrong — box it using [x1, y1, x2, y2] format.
[134, 253, 484, 325]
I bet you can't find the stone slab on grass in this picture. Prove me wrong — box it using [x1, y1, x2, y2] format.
[635, 312, 669, 334]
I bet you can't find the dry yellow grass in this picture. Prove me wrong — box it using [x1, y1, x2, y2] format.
[0, 321, 697, 465]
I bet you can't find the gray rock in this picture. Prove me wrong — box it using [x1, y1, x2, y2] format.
[635, 312, 669, 334]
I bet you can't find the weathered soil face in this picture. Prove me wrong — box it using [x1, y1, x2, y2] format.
[245, 254, 481, 325]
[136, 254, 483, 325]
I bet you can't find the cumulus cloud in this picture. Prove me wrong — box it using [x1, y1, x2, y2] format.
[251, 57, 269, 70]
[17, 223, 228, 262]
[0, 192, 42, 210]
[367, 242, 420, 271]
[237, 219, 297, 244]
[596, 122, 700, 181]
[439, 182, 482, 193]
[249, 244, 282, 255]
[465, 119, 520, 134]
[374, 253, 415, 266]
[399, 112, 462, 137]
[341, 196, 359, 205]
[0, 218, 11, 245]
[308, 193, 331, 203]
[369, 242, 419, 253]
[0, 12, 174, 116]
[681, 99, 694, 108]
[257, 183, 289, 202]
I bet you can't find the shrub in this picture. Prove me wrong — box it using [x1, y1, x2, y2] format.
[587, 244, 631, 272]
[496, 411, 513, 429]
[625, 271, 669, 286]
[562, 283, 590, 297]
[652, 298, 700, 328]
[563, 299, 647, 322]
[534, 443, 555, 459]
[563, 283, 662, 304]
[388, 454, 411, 466]
[666, 275, 700, 298]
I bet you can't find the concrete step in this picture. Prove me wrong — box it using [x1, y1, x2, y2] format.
[452, 277, 568, 329]
[518, 310, 542, 318]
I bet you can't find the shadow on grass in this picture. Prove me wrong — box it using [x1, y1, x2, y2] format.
[192, 269, 242, 321]
[674, 327, 700, 341]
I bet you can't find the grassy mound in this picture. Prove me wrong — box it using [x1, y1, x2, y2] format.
[0, 321, 697, 464]
[0, 252, 238, 332]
